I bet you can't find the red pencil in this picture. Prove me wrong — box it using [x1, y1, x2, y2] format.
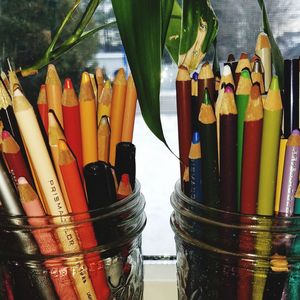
[240, 84, 263, 214]
[176, 66, 192, 189]
[2, 130, 34, 187]
[37, 84, 48, 133]
[117, 174, 133, 200]
[62, 78, 84, 179]
[58, 139, 110, 300]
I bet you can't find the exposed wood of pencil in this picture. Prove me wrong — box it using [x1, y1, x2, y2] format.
[89, 73, 98, 100]
[176, 66, 192, 187]
[122, 74, 137, 142]
[48, 111, 72, 212]
[58, 140, 110, 300]
[8, 70, 22, 96]
[109, 68, 127, 165]
[240, 84, 263, 214]
[198, 61, 215, 104]
[251, 59, 265, 95]
[62, 78, 83, 180]
[199, 89, 219, 208]
[1, 71, 9, 91]
[235, 52, 251, 85]
[2, 130, 34, 187]
[97, 80, 112, 125]
[97, 115, 110, 162]
[79, 72, 98, 166]
[257, 76, 283, 216]
[96, 67, 105, 102]
[37, 84, 48, 133]
[18, 178, 78, 299]
[45, 64, 64, 127]
[220, 85, 238, 212]
[255, 32, 272, 91]
[12, 88, 97, 299]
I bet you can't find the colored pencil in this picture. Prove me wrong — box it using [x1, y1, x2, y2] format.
[37, 84, 48, 133]
[189, 131, 202, 202]
[0, 155, 58, 299]
[2, 130, 34, 187]
[251, 58, 265, 95]
[219, 64, 235, 91]
[224, 53, 237, 74]
[236, 69, 252, 209]
[89, 72, 98, 100]
[17, 177, 77, 300]
[97, 80, 112, 125]
[255, 32, 272, 91]
[12, 88, 97, 299]
[45, 64, 64, 127]
[97, 115, 110, 163]
[122, 74, 137, 142]
[62, 77, 84, 178]
[96, 66, 105, 102]
[79, 71, 98, 166]
[58, 139, 111, 300]
[109, 68, 127, 165]
[235, 52, 251, 86]
[1, 70, 9, 91]
[115, 142, 136, 191]
[220, 84, 237, 212]
[117, 173, 133, 200]
[279, 129, 300, 217]
[240, 84, 263, 215]
[8, 69, 22, 96]
[283, 59, 299, 138]
[191, 72, 199, 132]
[275, 138, 288, 214]
[198, 88, 219, 208]
[257, 76, 283, 216]
[183, 166, 190, 197]
[198, 61, 215, 105]
[176, 66, 192, 188]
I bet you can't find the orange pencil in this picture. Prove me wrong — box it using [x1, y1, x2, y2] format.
[79, 72, 98, 166]
[58, 140, 110, 300]
[17, 177, 78, 300]
[109, 68, 127, 165]
[98, 115, 110, 162]
[48, 111, 72, 212]
[45, 64, 64, 127]
[37, 84, 48, 133]
[97, 80, 112, 125]
[122, 74, 137, 142]
[117, 174, 132, 200]
[62, 78, 83, 178]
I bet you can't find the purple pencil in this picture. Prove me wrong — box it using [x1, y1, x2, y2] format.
[279, 129, 300, 216]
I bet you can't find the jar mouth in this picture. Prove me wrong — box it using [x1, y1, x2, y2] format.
[171, 180, 300, 232]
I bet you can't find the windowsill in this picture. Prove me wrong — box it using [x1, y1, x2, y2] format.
[143, 260, 177, 300]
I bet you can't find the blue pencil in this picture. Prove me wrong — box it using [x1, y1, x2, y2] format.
[189, 131, 203, 202]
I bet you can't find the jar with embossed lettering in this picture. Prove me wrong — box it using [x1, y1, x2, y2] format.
[0, 180, 146, 300]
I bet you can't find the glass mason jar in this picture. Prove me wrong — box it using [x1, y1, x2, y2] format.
[171, 180, 300, 300]
[0, 181, 146, 300]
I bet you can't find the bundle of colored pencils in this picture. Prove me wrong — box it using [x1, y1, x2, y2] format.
[0, 64, 138, 300]
[176, 31, 300, 299]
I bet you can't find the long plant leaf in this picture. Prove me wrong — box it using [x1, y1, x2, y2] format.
[112, 0, 173, 145]
[257, 0, 284, 88]
[165, 0, 182, 64]
[178, 0, 218, 71]
[161, 0, 175, 48]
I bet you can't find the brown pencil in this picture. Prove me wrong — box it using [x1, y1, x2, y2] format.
[220, 84, 237, 212]
[176, 66, 192, 189]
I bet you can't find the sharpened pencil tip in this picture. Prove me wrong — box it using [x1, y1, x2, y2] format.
[224, 84, 234, 93]
[222, 65, 232, 76]
[203, 88, 211, 105]
[18, 177, 28, 185]
[192, 72, 198, 81]
[81, 72, 91, 84]
[64, 78, 73, 90]
[192, 131, 200, 144]
[269, 76, 279, 91]
[240, 69, 251, 79]
[2, 130, 11, 139]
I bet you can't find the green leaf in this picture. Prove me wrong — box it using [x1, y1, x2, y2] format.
[112, 0, 172, 145]
[165, 0, 182, 64]
[161, 0, 175, 48]
[178, 0, 218, 71]
[257, 0, 284, 89]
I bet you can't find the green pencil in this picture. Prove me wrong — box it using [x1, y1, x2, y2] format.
[236, 69, 252, 210]
[198, 88, 219, 208]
